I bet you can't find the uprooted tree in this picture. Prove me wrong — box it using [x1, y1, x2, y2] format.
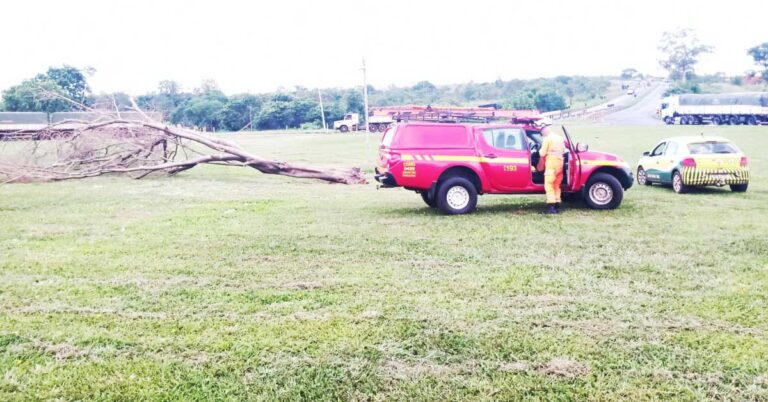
[0, 101, 367, 185]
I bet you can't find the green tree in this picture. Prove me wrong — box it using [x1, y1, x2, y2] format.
[747, 42, 768, 80]
[38, 65, 92, 106]
[658, 29, 713, 83]
[1, 65, 92, 113]
[534, 91, 566, 112]
[220, 94, 262, 131]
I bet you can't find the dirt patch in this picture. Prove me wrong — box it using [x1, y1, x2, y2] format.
[499, 362, 531, 373]
[35, 341, 90, 360]
[282, 281, 324, 290]
[538, 357, 591, 378]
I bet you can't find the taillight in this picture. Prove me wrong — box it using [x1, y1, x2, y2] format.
[682, 157, 697, 168]
[740, 156, 748, 167]
[387, 152, 401, 164]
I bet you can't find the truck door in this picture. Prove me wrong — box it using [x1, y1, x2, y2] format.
[477, 127, 531, 190]
[560, 126, 580, 191]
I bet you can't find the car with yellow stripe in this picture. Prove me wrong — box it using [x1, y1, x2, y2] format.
[636, 136, 749, 193]
[374, 122, 633, 214]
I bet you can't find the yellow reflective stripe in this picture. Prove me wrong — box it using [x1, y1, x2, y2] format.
[580, 160, 629, 168]
[400, 154, 529, 164]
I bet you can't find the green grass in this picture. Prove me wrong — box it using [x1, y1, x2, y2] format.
[1, 125, 767, 401]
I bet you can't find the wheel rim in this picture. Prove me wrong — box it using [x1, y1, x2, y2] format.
[446, 186, 470, 210]
[589, 182, 613, 206]
[673, 174, 682, 192]
[637, 168, 647, 185]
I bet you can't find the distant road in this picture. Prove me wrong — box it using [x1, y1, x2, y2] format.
[601, 84, 668, 126]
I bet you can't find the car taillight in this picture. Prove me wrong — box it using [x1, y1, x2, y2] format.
[387, 152, 401, 164]
[740, 156, 748, 167]
[682, 157, 696, 168]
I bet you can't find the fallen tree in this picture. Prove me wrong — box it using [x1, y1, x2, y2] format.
[0, 104, 367, 185]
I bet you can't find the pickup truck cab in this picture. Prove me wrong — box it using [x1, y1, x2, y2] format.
[374, 122, 633, 214]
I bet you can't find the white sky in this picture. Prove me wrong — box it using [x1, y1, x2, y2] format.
[1, 0, 766, 95]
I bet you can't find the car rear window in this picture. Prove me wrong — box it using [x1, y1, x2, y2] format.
[687, 141, 739, 154]
[392, 125, 471, 148]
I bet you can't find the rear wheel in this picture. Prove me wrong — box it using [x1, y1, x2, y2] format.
[729, 116, 740, 125]
[672, 171, 688, 194]
[584, 173, 623, 210]
[637, 166, 651, 186]
[436, 177, 477, 215]
[711, 116, 722, 125]
[730, 183, 748, 192]
[419, 190, 437, 208]
[747, 116, 758, 125]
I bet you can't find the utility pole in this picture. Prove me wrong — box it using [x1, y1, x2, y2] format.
[318, 89, 327, 131]
[362, 58, 370, 134]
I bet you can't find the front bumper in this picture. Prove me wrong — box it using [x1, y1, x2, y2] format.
[681, 167, 749, 187]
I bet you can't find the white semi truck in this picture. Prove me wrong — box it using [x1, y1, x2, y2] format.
[332, 113, 394, 133]
[661, 93, 768, 125]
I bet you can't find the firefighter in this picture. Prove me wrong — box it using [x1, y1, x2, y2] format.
[535, 118, 565, 214]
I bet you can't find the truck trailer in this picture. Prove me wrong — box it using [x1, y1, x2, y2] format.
[661, 93, 768, 125]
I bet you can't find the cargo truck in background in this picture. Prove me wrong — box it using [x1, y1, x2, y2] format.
[332, 113, 395, 133]
[661, 93, 768, 125]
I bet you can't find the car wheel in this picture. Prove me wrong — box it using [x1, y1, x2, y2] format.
[729, 116, 740, 125]
[419, 190, 437, 208]
[672, 171, 688, 194]
[730, 183, 748, 192]
[664, 116, 673, 125]
[637, 167, 651, 186]
[747, 116, 758, 125]
[711, 116, 721, 125]
[584, 173, 623, 210]
[436, 177, 477, 215]
[339, 125, 349, 133]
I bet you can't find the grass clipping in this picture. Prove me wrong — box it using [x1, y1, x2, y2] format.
[0, 112, 366, 185]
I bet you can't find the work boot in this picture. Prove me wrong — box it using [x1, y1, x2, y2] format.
[542, 204, 559, 215]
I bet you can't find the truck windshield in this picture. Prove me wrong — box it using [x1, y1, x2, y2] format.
[687, 141, 740, 154]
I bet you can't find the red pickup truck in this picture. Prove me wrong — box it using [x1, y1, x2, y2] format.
[374, 122, 633, 214]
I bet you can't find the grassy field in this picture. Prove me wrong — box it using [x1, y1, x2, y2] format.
[1, 125, 767, 401]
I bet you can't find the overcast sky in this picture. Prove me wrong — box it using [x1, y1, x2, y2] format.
[2, 0, 765, 95]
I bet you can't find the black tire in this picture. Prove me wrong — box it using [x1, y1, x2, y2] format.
[664, 116, 674, 125]
[419, 190, 437, 208]
[729, 116, 739, 125]
[369, 124, 379, 133]
[747, 116, 758, 125]
[584, 173, 623, 210]
[712, 116, 722, 125]
[637, 166, 651, 186]
[339, 125, 349, 133]
[672, 171, 688, 194]
[730, 183, 748, 193]
[680, 116, 689, 125]
[436, 177, 478, 215]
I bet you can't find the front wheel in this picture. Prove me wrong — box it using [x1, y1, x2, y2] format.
[436, 177, 478, 215]
[584, 173, 623, 210]
[730, 183, 748, 193]
[637, 166, 651, 186]
[672, 171, 689, 194]
[419, 190, 437, 208]
[664, 116, 674, 125]
[338, 125, 349, 133]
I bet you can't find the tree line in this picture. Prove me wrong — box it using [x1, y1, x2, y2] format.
[1, 70, 611, 131]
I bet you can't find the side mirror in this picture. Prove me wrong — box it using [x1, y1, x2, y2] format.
[642, 151, 650, 156]
[575, 143, 589, 153]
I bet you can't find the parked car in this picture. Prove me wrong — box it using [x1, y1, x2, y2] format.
[374, 121, 633, 214]
[636, 136, 749, 193]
